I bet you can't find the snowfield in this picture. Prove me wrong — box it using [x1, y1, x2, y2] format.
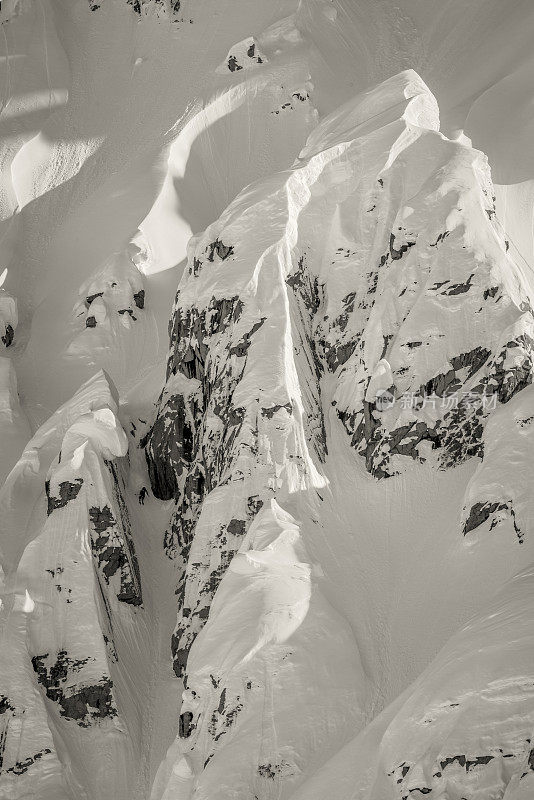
[0, 2, 534, 799]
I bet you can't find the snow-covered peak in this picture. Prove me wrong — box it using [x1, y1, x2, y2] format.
[300, 68, 439, 160]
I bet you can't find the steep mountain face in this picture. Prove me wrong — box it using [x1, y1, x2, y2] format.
[142, 68, 534, 799]
[1, 2, 534, 800]
[0, 372, 147, 799]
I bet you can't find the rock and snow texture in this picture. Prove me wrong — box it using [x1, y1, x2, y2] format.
[142, 67, 534, 799]
[0, 371, 146, 798]
[152, 501, 367, 800]
[1, 2, 534, 799]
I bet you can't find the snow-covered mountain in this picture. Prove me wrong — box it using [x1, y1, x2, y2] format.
[1, 2, 534, 799]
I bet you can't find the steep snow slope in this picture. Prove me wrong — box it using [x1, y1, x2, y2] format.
[0, 2, 534, 800]
[292, 564, 534, 800]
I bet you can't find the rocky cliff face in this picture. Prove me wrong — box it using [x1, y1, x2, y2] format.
[1, 2, 534, 799]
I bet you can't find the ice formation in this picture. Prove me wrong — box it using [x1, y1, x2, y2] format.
[1, 2, 534, 799]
